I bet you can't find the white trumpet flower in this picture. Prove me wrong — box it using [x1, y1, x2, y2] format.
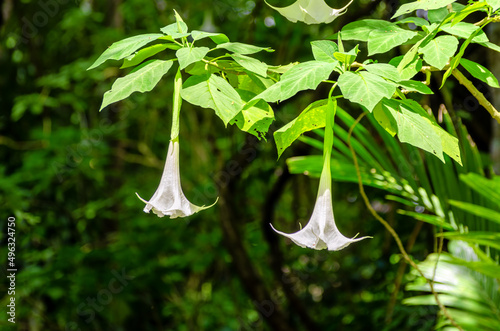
[265, 0, 354, 25]
[271, 97, 369, 250]
[137, 139, 216, 218]
[271, 162, 369, 250]
[137, 68, 216, 218]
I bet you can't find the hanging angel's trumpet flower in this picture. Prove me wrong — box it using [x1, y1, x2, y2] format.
[136, 139, 216, 218]
[271, 97, 370, 250]
[265, 0, 354, 25]
[137, 68, 217, 218]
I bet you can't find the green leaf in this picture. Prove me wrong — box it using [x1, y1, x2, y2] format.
[274, 99, 328, 158]
[160, 22, 190, 39]
[364, 63, 401, 82]
[397, 210, 455, 230]
[390, 55, 423, 80]
[216, 42, 273, 55]
[437, 232, 500, 250]
[286, 155, 407, 194]
[398, 80, 433, 94]
[253, 61, 336, 103]
[460, 58, 500, 88]
[373, 98, 444, 161]
[451, 1, 489, 26]
[310, 40, 339, 63]
[440, 22, 489, 43]
[333, 45, 359, 66]
[449, 200, 500, 225]
[434, 123, 462, 165]
[176, 47, 210, 70]
[441, 23, 486, 88]
[121, 44, 172, 69]
[99, 60, 173, 111]
[419, 35, 459, 69]
[237, 73, 274, 94]
[230, 90, 274, 140]
[396, 17, 430, 27]
[191, 30, 229, 44]
[427, 7, 450, 23]
[392, 0, 457, 18]
[338, 71, 396, 112]
[367, 26, 417, 55]
[480, 41, 500, 53]
[181, 74, 244, 126]
[88, 34, 163, 70]
[231, 54, 268, 77]
[459, 173, 500, 205]
[340, 19, 394, 42]
[488, 0, 500, 11]
[396, 24, 438, 73]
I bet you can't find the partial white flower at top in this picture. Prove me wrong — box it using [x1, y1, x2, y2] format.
[265, 0, 354, 25]
[136, 139, 216, 218]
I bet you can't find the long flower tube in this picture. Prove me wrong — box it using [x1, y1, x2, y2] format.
[271, 94, 370, 250]
[137, 68, 217, 218]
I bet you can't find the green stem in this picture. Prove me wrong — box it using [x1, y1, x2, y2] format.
[171, 67, 182, 141]
[322, 84, 338, 178]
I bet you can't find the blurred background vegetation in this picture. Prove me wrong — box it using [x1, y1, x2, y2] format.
[0, 0, 499, 330]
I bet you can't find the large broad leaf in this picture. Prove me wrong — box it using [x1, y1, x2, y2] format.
[190, 30, 229, 44]
[338, 71, 396, 112]
[440, 22, 489, 43]
[373, 98, 445, 162]
[310, 40, 339, 63]
[364, 63, 401, 82]
[419, 35, 459, 69]
[176, 47, 210, 70]
[367, 26, 417, 55]
[181, 74, 244, 126]
[237, 73, 274, 95]
[340, 19, 394, 42]
[390, 55, 423, 80]
[392, 0, 457, 18]
[265, 0, 353, 24]
[121, 44, 172, 69]
[460, 58, 500, 88]
[160, 21, 189, 39]
[230, 90, 274, 140]
[216, 42, 272, 55]
[231, 54, 268, 77]
[274, 99, 328, 158]
[253, 61, 336, 103]
[99, 59, 173, 111]
[88, 34, 163, 70]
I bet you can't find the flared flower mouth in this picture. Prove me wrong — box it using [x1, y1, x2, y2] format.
[136, 139, 217, 218]
[271, 164, 370, 251]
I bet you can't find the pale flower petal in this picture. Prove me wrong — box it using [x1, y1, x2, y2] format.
[266, 0, 354, 25]
[271, 163, 370, 251]
[137, 140, 216, 218]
